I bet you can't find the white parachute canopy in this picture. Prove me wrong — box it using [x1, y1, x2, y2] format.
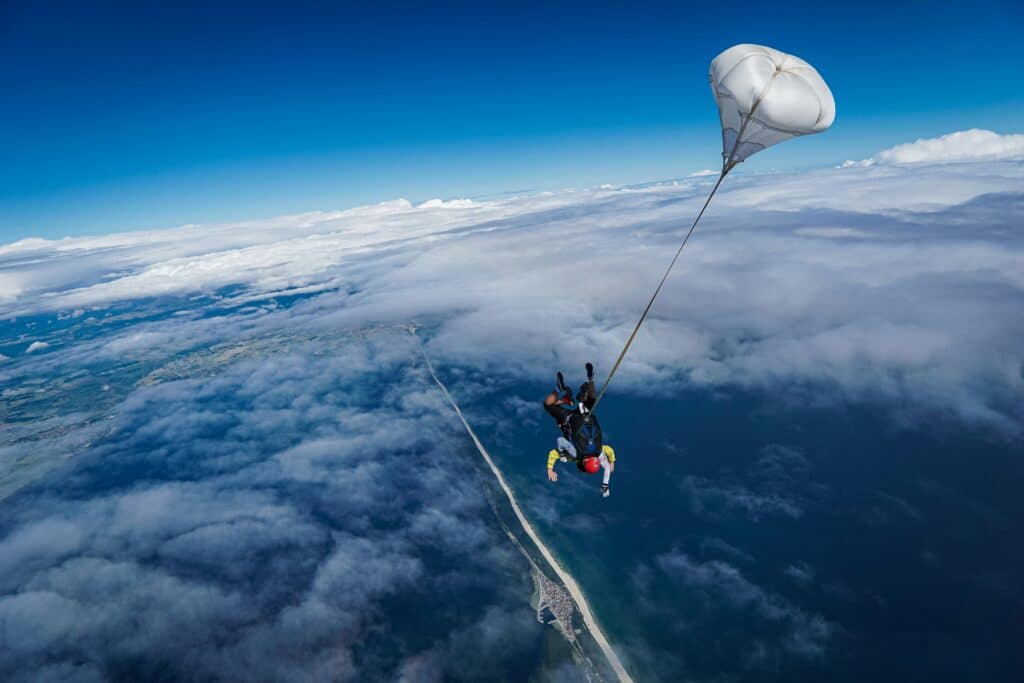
[710, 44, 835, 170]
[590, 45, 836, 416]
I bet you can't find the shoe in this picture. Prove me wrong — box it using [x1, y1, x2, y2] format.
[586, 362, 594, 381]
[601, 484, 610, 498]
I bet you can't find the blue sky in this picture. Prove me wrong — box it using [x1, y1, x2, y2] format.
[2, 0, 1021, 240]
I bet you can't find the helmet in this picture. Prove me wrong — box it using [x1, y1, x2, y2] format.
[582, 456, 601, 474]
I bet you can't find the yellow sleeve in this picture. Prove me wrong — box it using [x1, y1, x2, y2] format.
[602, 445, 615, 463]
[547, 449, 559, 470]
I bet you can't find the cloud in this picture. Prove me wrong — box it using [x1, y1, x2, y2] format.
[417, 198, 475, 209]
[682, 475, 803, 520]
[793, 226, 874, 239]
[1, 135, 1021, 679]
[24, 342, 49, 354]
[784, 562, 815, 587]
[842, 129, 1024, 168]
[681, 444, 814, 522]
[655, 550, 833, 659]
[3, 148, 1021, 436]
[698, 537, 754, 563]
[0, 336, 560, 681]
[874, 129, 1024, 165]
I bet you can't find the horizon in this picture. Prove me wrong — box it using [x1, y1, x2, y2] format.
[2, 0, 1022, 241]
[2, 127, 1021, 246]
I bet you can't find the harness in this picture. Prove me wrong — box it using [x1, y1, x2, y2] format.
[566, 410, 602, 472]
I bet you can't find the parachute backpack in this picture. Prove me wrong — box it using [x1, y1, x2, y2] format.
[568, 412, 603, 472]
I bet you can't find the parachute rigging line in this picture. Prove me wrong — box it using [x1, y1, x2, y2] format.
[589, 167, 729, 417]
[587, 43, 835, 417]
[588, 102, 757, 417]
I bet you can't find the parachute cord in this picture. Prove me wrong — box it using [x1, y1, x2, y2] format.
[588, 167, 730, 417]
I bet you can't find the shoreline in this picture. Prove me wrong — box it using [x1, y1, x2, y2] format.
[420, 346, 634, 683]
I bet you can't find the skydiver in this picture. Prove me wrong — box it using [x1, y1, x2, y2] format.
[543, 363, 616, 497]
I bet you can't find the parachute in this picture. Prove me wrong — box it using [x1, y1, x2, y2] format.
[710, 44, 836, 170]
[590, 44, 835, 415]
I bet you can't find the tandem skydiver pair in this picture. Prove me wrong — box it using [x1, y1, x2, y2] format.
[543, 363, 616, 498]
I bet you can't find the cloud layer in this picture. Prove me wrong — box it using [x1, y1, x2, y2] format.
[0, 335, 573, 682]
[3, 147, 1022, 434]
[1, 132, 1022, 680]
[874, 129, 1024, 165]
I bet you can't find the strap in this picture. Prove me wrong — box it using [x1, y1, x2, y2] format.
[589, 169, 729, 417]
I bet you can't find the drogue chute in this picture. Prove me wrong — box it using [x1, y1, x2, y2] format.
[711, 43, 836, 170]
[590, 44, 835, 414]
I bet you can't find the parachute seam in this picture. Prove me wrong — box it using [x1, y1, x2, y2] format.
[788, 70, 828, 128]
[747, 114, 809, 137]
[713, 52, 768, 91]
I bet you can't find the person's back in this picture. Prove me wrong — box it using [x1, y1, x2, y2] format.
[566, 411, 602, 469]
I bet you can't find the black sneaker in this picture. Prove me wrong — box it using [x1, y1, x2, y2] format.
[601, 483, 610, 498]
[586, 362, 594, 381]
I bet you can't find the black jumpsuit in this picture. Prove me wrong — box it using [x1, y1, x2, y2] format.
[544, 381, 601, 469]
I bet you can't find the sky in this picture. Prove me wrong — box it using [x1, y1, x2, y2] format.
[2, 0, 1022, 240]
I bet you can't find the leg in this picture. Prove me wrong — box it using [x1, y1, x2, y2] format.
[599, 452, 611, 497]
[545, 371, 568, 408]
[556, 437, 577, 461]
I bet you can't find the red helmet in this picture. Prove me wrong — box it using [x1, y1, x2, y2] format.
[582, 456, 601, 474]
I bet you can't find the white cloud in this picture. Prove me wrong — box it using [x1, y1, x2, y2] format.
[2, 136, 1021, 678]
[1, 140, 1021, 433]
[0, 338, 551, 681]
[854, 129, 1024, 166]
[690, 169, 719, 177]
[0, 273, 24, 303]
[793, 227, 873, 239]
[25, 342, 49, 354]
[417, 198, 474, 209]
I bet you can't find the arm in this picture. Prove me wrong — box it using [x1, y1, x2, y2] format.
[547, 449, 560, 481]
